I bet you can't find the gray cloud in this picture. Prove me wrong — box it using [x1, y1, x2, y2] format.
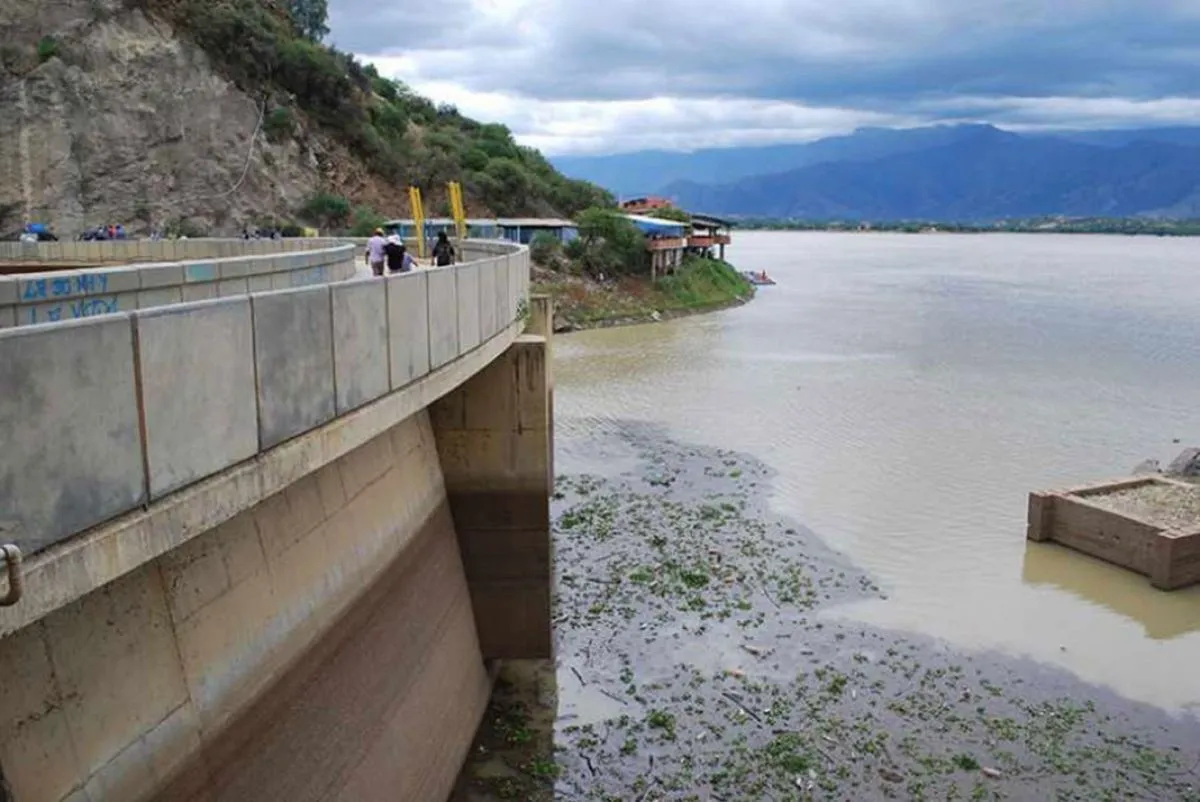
[327, 0, 1200, 153]
[332, 0, 1200, 102]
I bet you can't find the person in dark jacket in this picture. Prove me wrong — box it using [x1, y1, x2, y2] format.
[431, 230, 455, 266]
[384, 234, 415, 273]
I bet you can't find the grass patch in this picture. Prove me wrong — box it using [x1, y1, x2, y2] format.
[533, 256, 753, 329]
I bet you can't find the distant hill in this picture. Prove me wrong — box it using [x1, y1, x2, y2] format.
[662, 126, 1200, 221]
[553, 124, 1200, 221]
[550, 124, 987, 198]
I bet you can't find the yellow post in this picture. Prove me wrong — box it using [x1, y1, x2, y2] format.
[448, 181, 467, 241]
[408, 186, 426, 260]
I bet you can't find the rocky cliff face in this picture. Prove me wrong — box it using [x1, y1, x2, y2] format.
[0, 0, 404, 236]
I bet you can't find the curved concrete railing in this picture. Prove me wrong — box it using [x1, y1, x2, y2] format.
[0, 242, 357, 327]
[0, 238, 529, 559]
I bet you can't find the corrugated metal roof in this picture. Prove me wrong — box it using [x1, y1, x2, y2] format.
[690, 213, 731, 228]
[622, 213, 688, 236]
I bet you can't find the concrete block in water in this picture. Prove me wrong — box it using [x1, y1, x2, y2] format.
[456, 263, 481, 353]
[331, 278, 390, 414]
[0, 316, 146, 554]
[252, 285, 336, 449]
[135, 298, 259, 499]
[386, 270, 430, 388]
[426, 267, 459, 368]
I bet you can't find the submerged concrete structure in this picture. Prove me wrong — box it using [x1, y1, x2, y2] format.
[0, 237, 552, 801]
[1028, 476, 1200, 590]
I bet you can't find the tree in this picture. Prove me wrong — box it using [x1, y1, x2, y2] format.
[300, 192, 351, 229]
[574, 207, 647, 276]
[287, 0, 329, 41]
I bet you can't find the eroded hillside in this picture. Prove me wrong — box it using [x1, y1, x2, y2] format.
[0, 0, 609, 236]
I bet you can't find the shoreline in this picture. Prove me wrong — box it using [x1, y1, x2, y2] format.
[549, 292, 753, 333]
[532, 257, 756, 334]
[454, 422, 1200, 801]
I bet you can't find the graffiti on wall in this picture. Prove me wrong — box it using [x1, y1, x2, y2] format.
[21, 272, 110, 301]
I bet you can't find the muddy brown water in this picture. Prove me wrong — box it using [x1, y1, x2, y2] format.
[453, 232, 1200, 801]
[554, 232, 1200, 712]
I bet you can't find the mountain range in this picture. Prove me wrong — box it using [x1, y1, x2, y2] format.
[551, 125, 1200, 221]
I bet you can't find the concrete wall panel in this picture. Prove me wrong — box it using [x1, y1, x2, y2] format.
[0, 416, 489, 802]
[135, 298, 259, 499]
[427, 268, 459, 369]
[456, 263, 481, 353]
[137, 287, 183, 310]
[478, 258, 499, 340]
[331, 279, 390, 414]
[252, 286, 336, 449]
[386, 271, 430, 388]
[430, 336, 552, 659]
[497, 256, 512, 329]
[0, 316, 145, 554]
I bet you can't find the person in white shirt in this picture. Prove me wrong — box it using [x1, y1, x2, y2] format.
[365, 228, 387, 276]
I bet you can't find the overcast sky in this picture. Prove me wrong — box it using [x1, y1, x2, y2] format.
[327, 0, 1200, 156]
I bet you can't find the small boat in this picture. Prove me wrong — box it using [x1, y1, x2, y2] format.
[742, 270, 777, 286]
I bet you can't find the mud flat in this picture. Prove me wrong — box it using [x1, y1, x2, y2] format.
[454, 423, 1200, 801]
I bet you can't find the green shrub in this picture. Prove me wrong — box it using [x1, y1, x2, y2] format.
[657, 256, 752, 308]
[461, 147, 490, 172]
[348, 205, 386, 237]
[530, 232, 561, 264]
[36, 36, 59, 63]
[164, 0, 616, 219]
[300, 192, 351, 228]
[263, 106, 294, 142]
[574, 207, 647, 276]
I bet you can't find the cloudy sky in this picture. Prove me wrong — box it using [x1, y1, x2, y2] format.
[327, 0, 1200, 156]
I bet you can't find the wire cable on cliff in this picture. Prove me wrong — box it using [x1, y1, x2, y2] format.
[145, 97, 267, 227]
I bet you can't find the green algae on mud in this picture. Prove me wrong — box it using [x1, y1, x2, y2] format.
[453, 425, 1200, 801]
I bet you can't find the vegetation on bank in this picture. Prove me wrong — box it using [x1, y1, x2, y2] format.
[129, 0, 612, 221]
[733, 215, 1200, 235]
[529, 207, 752, 330]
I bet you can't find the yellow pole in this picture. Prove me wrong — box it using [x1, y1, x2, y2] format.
[448, 181, 467, 240]
[408, 186, 426, 260]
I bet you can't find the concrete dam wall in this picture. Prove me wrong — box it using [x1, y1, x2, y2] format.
[0, 238, 552, 802]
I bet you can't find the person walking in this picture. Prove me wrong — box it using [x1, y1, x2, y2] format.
[384, 233, 415, 273]
[365, 228, 387, 276]
[431, 230, 456, 267]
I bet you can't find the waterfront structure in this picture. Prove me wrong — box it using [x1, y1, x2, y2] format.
[0, 236, 552, 801]
[689, 213, 733, 260]
[386, 217, 579, 245]
[623, 213, 688, 278]
[1028, 476, 1200, 590]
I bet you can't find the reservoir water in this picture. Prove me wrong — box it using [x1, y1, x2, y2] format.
[553, 231, 1200, 713]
